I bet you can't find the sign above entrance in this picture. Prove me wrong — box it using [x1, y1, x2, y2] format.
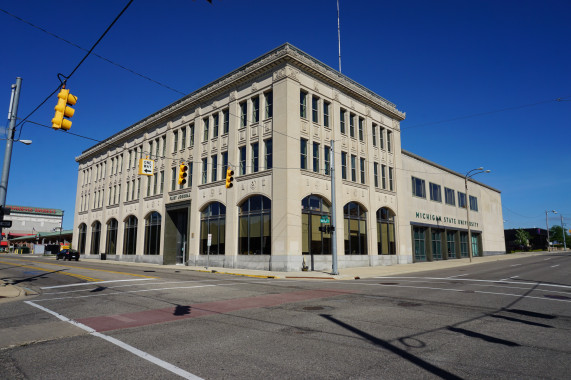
[320, 216, 330, 224]
[138, 159, 155, 176]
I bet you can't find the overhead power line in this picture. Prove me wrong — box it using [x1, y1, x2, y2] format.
[14, 0, 135, 139]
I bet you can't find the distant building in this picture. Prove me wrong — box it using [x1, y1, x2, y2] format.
[73, 43, 505, 270]
[0, 205, 65, 252]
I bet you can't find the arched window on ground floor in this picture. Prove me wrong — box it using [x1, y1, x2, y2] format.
[239, 195, 271, 255]
[123, 215, 138, 255]
[106, 218, 118, 255]
[200, 202, 226, 255]
[90, 221, 101, 255]
[344, 202, 367, 255]
[376, 207, 396, 255]
[302, 195, 331, 255]
[144, 212, 161, 255]
[78, 223, 87, 254]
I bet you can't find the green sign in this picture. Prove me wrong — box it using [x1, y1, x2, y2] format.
[320, 216, 330, 224]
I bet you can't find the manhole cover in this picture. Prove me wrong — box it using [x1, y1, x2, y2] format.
[544, 294, 571, 300]
[379, 282, 399, 285]
[303, 306, 324, 311]
[397, 302, 422, 307]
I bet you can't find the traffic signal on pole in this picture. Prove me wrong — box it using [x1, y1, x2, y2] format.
[178, 163, 188, 185]
[52, 88, 77, 130]
[225, 169, 234, 189]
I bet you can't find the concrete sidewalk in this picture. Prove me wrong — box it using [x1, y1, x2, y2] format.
[0, 251, 559, 303]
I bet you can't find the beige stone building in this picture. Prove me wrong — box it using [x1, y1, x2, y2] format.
[73, 43, 505, 271]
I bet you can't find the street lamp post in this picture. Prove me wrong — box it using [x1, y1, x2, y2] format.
[545, 210, 557, 251]
[465, 167, 490, 262]
[561, 214, 567, 251]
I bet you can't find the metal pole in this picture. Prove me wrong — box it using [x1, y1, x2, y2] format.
[465, 176, 472, 262]
[561, 215, 566, 251]
[59, 211, 64, 246]
[0, 78, 22, 207]
[545, 211, 550, 252]
[330, 139, 338, 275]
[337, 0, 342, 73]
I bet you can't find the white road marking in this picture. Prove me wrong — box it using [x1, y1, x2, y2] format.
[499, 276, 519, 281]
[24, 301, 202, 379]
[370, 284, 571, 303]
[544, 258, 552, 260]
[446, 274, 469, 278]
[41, 278, 155, 289]
[43, 279, 222, 295]
[374, 276, 571, 289]
[551, 264, 560, 268]
[509, 264, 522, 267]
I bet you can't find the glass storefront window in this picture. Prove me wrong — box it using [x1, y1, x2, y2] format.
[343, 202, 367, 255]
[200, 203, 226, 255]
[376, 207, 396, 255]
[239, 195, 271, 255]
[106, 219, 118, 255]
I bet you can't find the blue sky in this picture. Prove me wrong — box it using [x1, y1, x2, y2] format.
[1, 0, 569, 231]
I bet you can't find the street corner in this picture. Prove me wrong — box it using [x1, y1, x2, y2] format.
[0, 281, 38, 304]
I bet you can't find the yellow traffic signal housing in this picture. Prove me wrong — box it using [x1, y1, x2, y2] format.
[178, 163, 188, 185]
[52, 88, 77, 130]
[225, 169, 234, 189]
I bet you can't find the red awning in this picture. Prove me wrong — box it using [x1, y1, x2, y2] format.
[0, 241, 8, 246]
[8, 233, 35, 238]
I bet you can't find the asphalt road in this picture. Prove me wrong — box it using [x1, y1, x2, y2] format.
[0, 253, 569, 379]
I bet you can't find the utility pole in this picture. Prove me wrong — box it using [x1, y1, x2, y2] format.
[0, 78, 22, 241]
[561, 214, 566, 251]
[330, 139, 338, 275]
[0, 78, 22, 207]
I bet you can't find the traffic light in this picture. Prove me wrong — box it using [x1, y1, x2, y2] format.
[225, 169, 234, 189]
[52, 88, 77, 130]
[178, 163, 188, 185]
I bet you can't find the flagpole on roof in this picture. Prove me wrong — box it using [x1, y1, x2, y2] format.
[337, 0, 342, 73]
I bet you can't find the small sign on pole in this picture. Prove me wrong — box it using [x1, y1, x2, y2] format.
[138, 159, 155, 176]
[320, 216, 330, 224]
[206, 233, 212, 270]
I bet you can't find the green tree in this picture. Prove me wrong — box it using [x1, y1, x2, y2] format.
[513, 229, 531, 250]
[549, 225, 570, 245]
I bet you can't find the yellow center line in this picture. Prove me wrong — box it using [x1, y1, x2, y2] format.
[1, 258, 158, 279]
[0, 260, 102, 282]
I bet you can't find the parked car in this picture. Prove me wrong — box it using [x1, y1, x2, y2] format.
[56, 249, 80, 261]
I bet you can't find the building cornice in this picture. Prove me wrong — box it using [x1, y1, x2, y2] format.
[77, 43, 405, 163]
[402, 150, 501, 193]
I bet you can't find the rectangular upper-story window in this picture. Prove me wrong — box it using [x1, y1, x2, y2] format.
[202, 158, 208, 184]
[300, 138, 308, 170]
[190, 124, 195, 147]
[380, 127, 385, 150]
[171, 167, 176, 191]
[213, 113, 219, 137]
[155, 138, 160, 158]
[389, 167, 394, 191]
[252, 96, 260, 123]
[223, 109, 229, 134]
[445, 187, 456, 206]
[382, 164, 386, 189]
[349, 113, 355, 138]
[239, 146, 247, 175]
[264, 91, 273, 119]
[181, 128, 186, 150]
[372, 124, 377, 146]
[469, 196, 478, 211]
[188, 162, 193, 187]
[341, 152, 347, 180]
[312, 96, 319, 123]
[173, 131, 178, 153]
[430, 182, 442, 202]
[387, 131, 392, 152]
[351, 154, 357, 182]
[324, 145, 330, 175]
[340, 109, 346, 134]
[360, 157, 366, 184]
[412, 176, 426, 198]
[300, 90, 308, 118]
[458, 192, 467, 208]
[374, 163, 379, 187]
[162, 135, 166, 156]
[240, 101, 247, 127]
[251, 142, 259, 173]
[312, 142, 319, 173]
[211, 155, 218, 182]
[358, 117, 364, 141]
[323, 101, 330, 128]
[222, 151, 228, 175]
[265, 139, 272, 170]
[203, 117, 209, 141]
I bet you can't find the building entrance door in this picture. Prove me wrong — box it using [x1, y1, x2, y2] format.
[164, 203, 189, 265]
